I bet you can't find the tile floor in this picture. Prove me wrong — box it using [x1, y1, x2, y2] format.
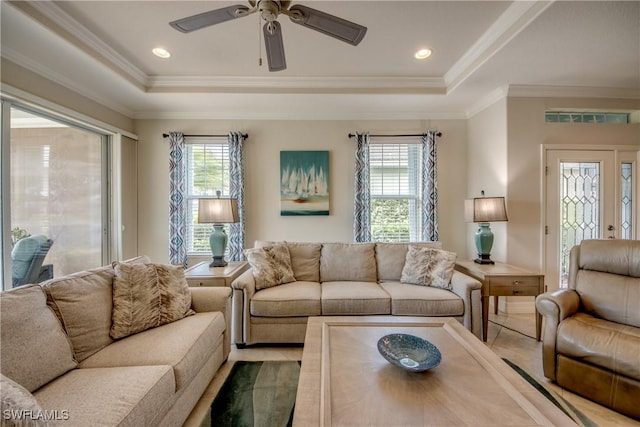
[185, 312, 639, 427]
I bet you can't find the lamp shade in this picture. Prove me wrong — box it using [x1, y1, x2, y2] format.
[198, 198, 239, 224]
[465, 197, 508, 223]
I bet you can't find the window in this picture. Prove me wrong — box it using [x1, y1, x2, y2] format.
[545, 111, 630, 123]
[185, 141, 231, 254]
[370, 142, 422, 242]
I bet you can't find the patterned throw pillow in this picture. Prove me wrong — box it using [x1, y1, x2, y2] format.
[245, 244, 296, 290]
[110, 263, 195, 339]
[400, 245, 457, 290]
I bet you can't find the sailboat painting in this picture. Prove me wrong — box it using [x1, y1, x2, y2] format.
[280, 151, 329, 216]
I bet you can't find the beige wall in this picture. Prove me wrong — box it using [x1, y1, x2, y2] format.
[135, 119, 468, 265]
[466, 98, 508, 262]
[506, 97, 640, 273]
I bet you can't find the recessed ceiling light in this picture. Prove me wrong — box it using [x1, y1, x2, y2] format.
[415, 48, 432, 60]
[152, 47, 171, 59]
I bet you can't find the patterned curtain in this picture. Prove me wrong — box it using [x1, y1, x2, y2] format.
[353, 132, 372, 242]
[228, 132, 246, 261]
[422, 131, 439, 241]
[168, 131, 187, 266]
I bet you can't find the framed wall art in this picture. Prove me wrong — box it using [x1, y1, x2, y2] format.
[280, 150, 329, 216]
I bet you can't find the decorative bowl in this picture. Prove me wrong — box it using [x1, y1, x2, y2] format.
[377, 333, 442, 372]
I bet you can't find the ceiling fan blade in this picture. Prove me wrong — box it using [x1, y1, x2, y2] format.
[170, 5, 250, 33]
[287, 5, 367, 46]
[263, 21, 287, 72]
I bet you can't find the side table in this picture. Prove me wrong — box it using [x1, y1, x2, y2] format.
[454, 260, 545, 342]
[184, 261, 249, 287]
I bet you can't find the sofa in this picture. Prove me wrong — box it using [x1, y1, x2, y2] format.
[536, 239, 640, 421]
[1, 257, 232, 427]
[231, 241, 482, 347]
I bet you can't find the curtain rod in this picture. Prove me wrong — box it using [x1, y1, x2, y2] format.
[162, 133, 248, 139]
[348, 132, 442, 138]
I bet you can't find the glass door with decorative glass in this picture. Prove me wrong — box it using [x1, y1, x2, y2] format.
[545, 149, 637, 290]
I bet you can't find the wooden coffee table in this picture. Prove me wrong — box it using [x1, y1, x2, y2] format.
[293, 316, 575, 427]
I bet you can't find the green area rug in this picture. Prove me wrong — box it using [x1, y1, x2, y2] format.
[203, 359, 596, 427]
[203, 361, 300, 427]
[503, 358, 598, 427]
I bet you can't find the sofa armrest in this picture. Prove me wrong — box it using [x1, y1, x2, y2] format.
[535, 289, 580, 380]
[189, 287, 232, 359]
[450, 270, 483, 338]
[231, 270, 256, 346]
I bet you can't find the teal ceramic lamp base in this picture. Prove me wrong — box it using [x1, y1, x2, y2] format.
[209, 225, 228, 267]
[474, 223, 495, 264]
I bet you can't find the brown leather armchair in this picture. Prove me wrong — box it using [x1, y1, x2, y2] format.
[536, 239, 640, 420]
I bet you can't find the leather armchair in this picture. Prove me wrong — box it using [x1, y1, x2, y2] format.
[536, 239, 640, 420]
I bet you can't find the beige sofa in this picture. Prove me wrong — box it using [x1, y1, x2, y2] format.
[536, 239, 640, 421]
[232, 242, 482, 346]
[1, 259, 232, 427]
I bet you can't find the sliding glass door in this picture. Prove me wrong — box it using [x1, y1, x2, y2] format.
[2, 103, 110, 290]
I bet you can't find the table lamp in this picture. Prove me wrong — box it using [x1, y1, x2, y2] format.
[198, 191, 239, 267]
[465, 192, 508, 264]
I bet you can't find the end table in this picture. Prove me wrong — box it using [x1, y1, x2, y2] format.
[455, 260, 545, 342]
[184, 261, 249, 287]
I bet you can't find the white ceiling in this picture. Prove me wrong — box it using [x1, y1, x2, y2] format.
[1, 1, 638, 120]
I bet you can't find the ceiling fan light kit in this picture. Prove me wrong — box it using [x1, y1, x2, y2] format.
[169, 0, 367, 72]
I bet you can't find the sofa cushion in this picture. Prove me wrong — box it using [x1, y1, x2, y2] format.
[111, 262, 195, 339]
[321, 281, 390, 315]
[245, 244, 296, 290]
[35, 366, 174, 427]
[1, 373, 49, 427]
[286, 242, 321, 282]
[376, 242, 442, 282]
[41, 265, 116, 362]
[81, 312, 225, 391]
[380, 282, 464, 316]
[320, 243, 377, 282]
[0, 285, 77, 392]
[401, 246, 456, 290]
[251, 281, 321, 317]
[557, 312, 640, 379]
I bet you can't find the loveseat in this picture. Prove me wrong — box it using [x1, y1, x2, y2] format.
[232, 241, 482, 347]
[1, 257, 232, 427]
[536, 239, 640, 420]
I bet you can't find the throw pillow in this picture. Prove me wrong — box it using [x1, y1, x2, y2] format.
[0, 374, 49, 427]
[110, 263, 195, 339]
[401, 245, 457, 290]
[0, 285, 77, 393]
[245, 243, 296, 290]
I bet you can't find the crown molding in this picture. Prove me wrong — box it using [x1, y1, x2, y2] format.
[445, 1, 554, 93]
[466, 85, 509, 118]
[147, 75, 447, 94]
[507, 84, 640, 99]
[131, 108, 468, 121]
[11, 1, 149, 88]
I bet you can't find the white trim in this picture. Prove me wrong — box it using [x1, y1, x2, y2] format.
[466, 85, 509, 118]
[1, 102, 12, 290]
[148, 76, 446, 94]
[0, 84, 138, 140]
[445, 1, 555, 93]
[23, 1, 149, 87]
[508, 85, 640, 100]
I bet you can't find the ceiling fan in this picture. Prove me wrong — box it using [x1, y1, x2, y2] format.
[169, 1, 367, 72]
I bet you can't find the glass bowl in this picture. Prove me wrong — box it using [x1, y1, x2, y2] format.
[377, 333, 442, 372]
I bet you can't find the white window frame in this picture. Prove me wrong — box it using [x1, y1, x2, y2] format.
[369, 139, 422, 242]
[184, 139, 231, 255]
